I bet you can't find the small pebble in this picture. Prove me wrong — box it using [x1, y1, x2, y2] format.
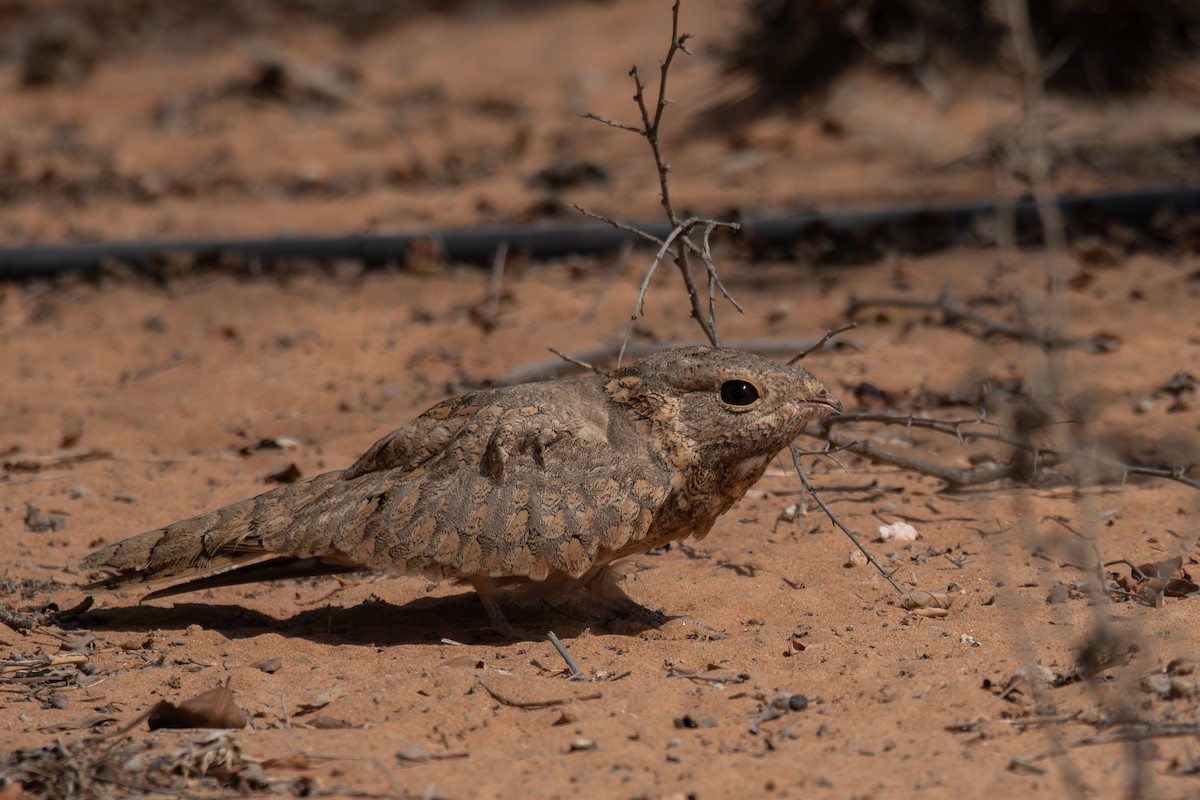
[397, 747, 429, 763]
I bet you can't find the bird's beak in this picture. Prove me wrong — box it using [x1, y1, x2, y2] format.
[810, 387, 843, 417]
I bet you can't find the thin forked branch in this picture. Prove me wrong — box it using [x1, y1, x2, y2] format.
[789, 322, 858, 364]
[790, 445, 905, 595]
[574, 1, 741, 362]
[846, 284, 1111, 353]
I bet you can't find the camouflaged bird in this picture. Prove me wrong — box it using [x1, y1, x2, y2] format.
[83, 346, 841, 638]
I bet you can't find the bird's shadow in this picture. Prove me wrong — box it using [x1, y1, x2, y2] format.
[78, 591, 600, 646]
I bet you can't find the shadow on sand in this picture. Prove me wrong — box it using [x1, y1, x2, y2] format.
[77, 589, 603, 646]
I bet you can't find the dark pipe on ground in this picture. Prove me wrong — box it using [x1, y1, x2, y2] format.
[1, 187, 1198, 280]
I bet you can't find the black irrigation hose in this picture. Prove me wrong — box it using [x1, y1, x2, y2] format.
[1, 186, 1198, 280]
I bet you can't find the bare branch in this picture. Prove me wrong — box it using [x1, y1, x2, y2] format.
[788, 322, 858, 364]
[546, 347, 601, 376]
[565, 204, 662, 246]
[817, 426, 1015, 489]
[685, 221, 745, 315]
[547, 631, 585, 681]
[580, 241, 634, 324]
[790, 445, 904, 595]
[615, 223, 696, 367]
[576, 112, 643, 135]
[845, 285, 1110, 353]
[485, 242, 508, 321]
[818, 413, 1199, 491]
[574, 1, 733, 352]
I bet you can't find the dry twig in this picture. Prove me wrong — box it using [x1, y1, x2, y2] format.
[846, 284, 1112, 353]
[475, 677, 600, 710]
[576, 1, 742, 365]
[789, 444, 904, 595]
[788, 322, 858, 364]
[547, 631, 584, 681]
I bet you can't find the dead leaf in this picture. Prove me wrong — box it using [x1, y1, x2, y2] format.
[900, 591, 953, 610]
[249, 657, 283, 674]
[1167, 658, 1196, 676]
[553, 708, 579, 726]
[1045, 583, 1071, 604]
[295, 684, 346, 715]
[1165, 578, 1200, 597]
[264, 463, 302, 484]
[1138, 555, 1183, 579]
[147, 683, 247, 730]
[1117, 556, 1198, 603]
[239, 436, 300, 456]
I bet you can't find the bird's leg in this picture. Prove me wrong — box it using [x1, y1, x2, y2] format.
[582, 567, 674, 630]
[468, 577, 542, 641]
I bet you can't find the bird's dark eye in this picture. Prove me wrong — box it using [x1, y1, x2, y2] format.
[720, 379, 760, 406]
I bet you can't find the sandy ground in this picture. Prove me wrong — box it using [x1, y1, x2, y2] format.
[1, 2, 1200, 798]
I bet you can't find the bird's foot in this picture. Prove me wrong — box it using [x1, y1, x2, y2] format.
[477, 588, 543, 641]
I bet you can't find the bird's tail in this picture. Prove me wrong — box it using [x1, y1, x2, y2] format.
[81, 471, 345, 592]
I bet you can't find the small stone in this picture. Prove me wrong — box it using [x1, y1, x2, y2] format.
[673, 715, 717, 729]
[397, 747, 429, 763]
[1045, 583, 1071, 604]
[1141, 674, 1172, 697]
[878, 521, 918, 542]
[788, 694, 809, 712]
[24, 503, 67, 533]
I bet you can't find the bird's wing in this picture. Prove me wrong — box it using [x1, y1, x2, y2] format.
[264, 402, 675, 581]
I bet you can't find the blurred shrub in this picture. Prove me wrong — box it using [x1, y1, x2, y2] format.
[717, 0, 1200, 116]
